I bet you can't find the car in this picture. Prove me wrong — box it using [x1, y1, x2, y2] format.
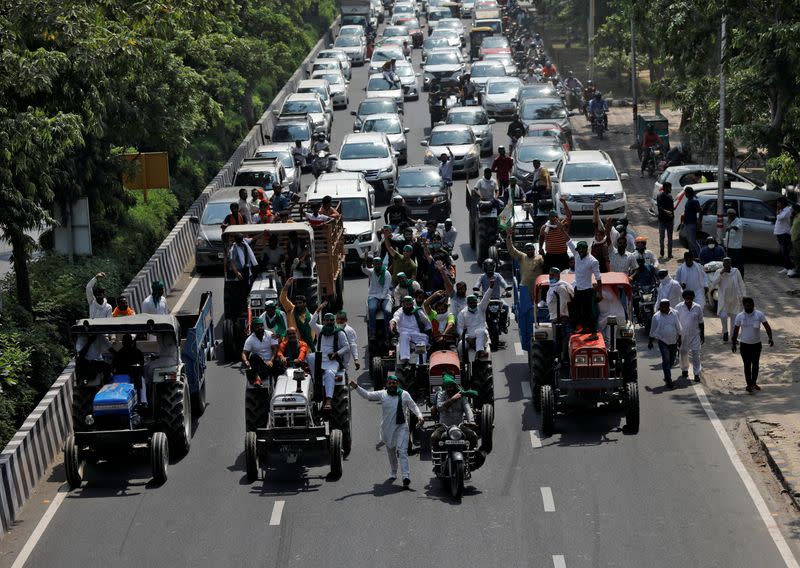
[341, 13, 372, 29]
[361, 113, 410, 165]
[527, 122, 572, 152]
[371, 0, 385, 22]
[394, 60, 421, 100]
[552, 150, 629, 220]
[297, 78, 333, 114]
[253, 143, 301, 193]
[396, 166, 451, 221]
[422, 124, 481, 178]
[395, 17, 424, 47]
[383, 24, 412, 38]
[669, 182, 764, 232]
[269, 116, 313, 154]
[519, 83, 558, 100]
[275, 92, 331, 137]
[444, 105, 495, 156]
[309, 58, 343, 78]
[469, 60, 507, 92]
[461, 0, 475, 17]
[377, 35, 412, 50]
[306, 172, 382, 266]
[422, 47, 464, 90]
[422, 36, 452, 62]
[193, 187, 259, 269]
[649, 164, 762, 216]
[351, 97, 402, 131]
[512, 137, 565, 181]
[427, 7, 451, 33]
[316, 49, 352, 80]
[482, 53, 517, 75]
[332, 34, 367, 65]
[338, 24, 366, 39]
[336, 132, 398, 203]
[365, 73, 404, 111]
[233, 158, 288, 191]
[478, 35, 510, 58]
[436, 18, 465, 45]
[519, 97, 573, 147]
[369, 46, 407, 73]
[481, 76, 522, 118]
[310, 70, 350, 109]
[430, 28, 461, 49]
[392, 2, 418, 18]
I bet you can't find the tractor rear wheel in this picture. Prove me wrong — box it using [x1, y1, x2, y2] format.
[480, 403, 494, 453]
[245, 388, 270, 432]
[72, 387, 97, 432]
[540, 384, 555, 436]
[620, 339, 638, 383]
[477, 219, 495, 263]
[624, 381, 640, 433]
[191, 379, 207, 417]
[473, 360, 494, 407]
[329, 429, 343, 479]
[150, 431, 169, 484]
[64, 434, 84, 489]
[159, 379, 192, 457]
[330, 386, 352, 457]
[245, 431, 259, 482]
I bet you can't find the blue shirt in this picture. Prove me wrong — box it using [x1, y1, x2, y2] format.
[588, 99, 608, 113]
[474, 273, 507, 299]
[272, 194, 290, 213]
[684, 197, 701, 225]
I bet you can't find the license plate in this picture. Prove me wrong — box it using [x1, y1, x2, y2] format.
[582, 204, 595, 212]
[411, 209, 427, 215]
[444, 440, 468, 446]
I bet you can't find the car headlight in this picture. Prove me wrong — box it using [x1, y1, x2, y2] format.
[424, 150, 435, 161]
[432, 194, 446, 204]
[381, 166, 394, 173]
[467, 147, 479, 158]
[196, 237, 209, 247]
[358, 232, 372, 243]
[564, 194, 578, 202]
[611, 191, 625, 200]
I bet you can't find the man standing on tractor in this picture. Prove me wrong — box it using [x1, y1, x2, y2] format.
[242, 317, 280, 387]
[431, 375, 479, 458]
[390, 296, 432, 364]
[279, 278, 315, 350]
[363, 255, 393, 339]
[539, 198, 572, 272]
[564, 234, 602, 339]
[546, 267, 573, 322]
[308, 308, 350, 410]
[349, 374, 424, 487]
[505, 229, 543, 297]
[336, 311, 360, 371]
[457, 285, 494, 356]
[86, 272, 113, 318]
[473, 167, 499, 201]
[491, 146, 514, 198]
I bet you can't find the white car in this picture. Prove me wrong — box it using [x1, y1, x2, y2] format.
[444, 106, 495, 156]
[274, 93, 331, 137]
[377, 35, 412, 50]
[392, 2, 418, 18]
[422, 124, 481, 178]
[436, 18, 465, 45]
[469, 60, 507, 92]
[297, 79, 333, 113]
[337, 132, 398, 203]
[430, 28, 461, 50]
[482, 53, 517, 76]
[310, 70, 350, 109]
[253, 143, 301, 194]
[395, 60, 421, 100]
[422, 47, 464, 91]
[332, 34, 367, 65]
[338, 24, 366, 39]
[369, 46, 408, 73]
[648, 164, 761, 216]
[481, 76, 522, 118]
[365, 73, 404, 111]
[553, 150, 629, 220]
[309, 58, 343, 77]
[316, 48, 352, 79]
[361, 113, 410, 165]
[305, 172, 381, 266]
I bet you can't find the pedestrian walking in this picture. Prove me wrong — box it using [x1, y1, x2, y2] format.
[141, 280, 168, 315]
[708, 257, 745, 342]
[723, 208, 745, 278]
[775, 197, 793, 274]
[656, 181, 675, 259]
[86, 272, 113, 318]
[657, 269, 684, 309]
[649, 299, 682, 389]
[681, 186, 701, 257]
[731, 297, 774, 393]
[675, 251, 707, 309]
[350, 375, 424, 487]
[675, 289, 704, 382]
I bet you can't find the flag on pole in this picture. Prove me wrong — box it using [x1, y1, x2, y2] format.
[498, 187, 514, 232]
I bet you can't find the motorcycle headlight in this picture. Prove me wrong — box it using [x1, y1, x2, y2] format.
[449, 427, 463, 440]
[358, 232, 372, 242]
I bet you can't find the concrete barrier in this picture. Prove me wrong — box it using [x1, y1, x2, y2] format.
[0, 18, 338, 539]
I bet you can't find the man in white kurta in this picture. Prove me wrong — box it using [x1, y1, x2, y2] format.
[350, 375, 424, 485]
[709, 257, 746, 342]
[390, 296, 432, 362]
[307, 311, 350, 410]
[336, 311, 360, 370]
[456, 288, 493, 355]
[657, 269, 683, 309]
[545, 268, 573, 321]
[675, 289, 704, 381]
[597, 285, 627, 344]
[675, 252, 707, 309]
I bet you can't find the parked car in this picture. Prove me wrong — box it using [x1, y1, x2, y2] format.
[361, 113, 410, 165]
[365, 73, 404, 111]
[444, 105, 496, 156]
[481, 76, 522, 119]
[670, 182, 762, 233]
[649, 164, 762, 216]
[469, 60, 507, 92]
[520, 97, 573, 147]
[552, 150, 629, 220]
[422, 47, 465, 91]
[351, 97, 402, 131]
[512, 137, 565, 181]
[336, 132, 398, 203]
[332, 34, 367, 65]
[395, 166, 451, 221]
[316, 48, 353, 79]
[310, 70, 350, 109]
[253, 143, 301, 194]
[422, 124, 481, 178]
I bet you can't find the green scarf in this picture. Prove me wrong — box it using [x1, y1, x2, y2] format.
[394, 387, 406, 424]
[295, 307, 314, 350]
[374, 260, 386, 286]
[443, 374, 478, 398]
[263, 309, 286, 337]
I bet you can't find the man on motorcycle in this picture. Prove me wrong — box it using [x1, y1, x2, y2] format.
[474, 259, 507, 300]
[290, 139, 308, 169]
[541, 60, 557, 79]
[430, 375, 479, 457]
[312, 131, 330, 154]
[563, 71, 583, 90]
[390, 295, 432, 364]
[507, 114, 526, 149]
[457, 289, 493, 356]
[633, 236, 659, 267]
[640, 125, 664, 177]
[384, 195, 418, 227]
[460, 73, 478, 106]
[587, 92, 608, 129]
[563, 71, 584, 111]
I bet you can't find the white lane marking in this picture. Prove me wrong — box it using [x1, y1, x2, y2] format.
[269, 500, 285, 526]
[541, 486, 555, 512]
[529, 430, 542, 448]
[11, 484, 68, 568]
[514, 342, 523, 356]
[553, 555, 566, 568]
[171, 276, 200, 313]
[521, 381, 532, 399]
[692, 384, 800, 568]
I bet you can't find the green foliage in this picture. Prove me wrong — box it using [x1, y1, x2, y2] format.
[767, 152, 799, 188]
[0, 334, 31, 388]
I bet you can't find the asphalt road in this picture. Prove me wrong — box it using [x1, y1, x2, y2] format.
[15, 23, 797, 568]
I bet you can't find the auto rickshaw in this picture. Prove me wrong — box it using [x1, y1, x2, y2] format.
[636, 114, 670, 160]
[469, 26, 494, 61]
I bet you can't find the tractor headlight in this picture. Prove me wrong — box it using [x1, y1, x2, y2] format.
[591, 354, 606, 365]
[85, 414, 95, 426]
[574, 354, 588, 365]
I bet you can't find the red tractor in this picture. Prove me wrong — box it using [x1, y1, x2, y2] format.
[528, 272, 640, 436]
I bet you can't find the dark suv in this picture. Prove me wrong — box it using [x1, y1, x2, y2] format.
[395, 166, 451, 222]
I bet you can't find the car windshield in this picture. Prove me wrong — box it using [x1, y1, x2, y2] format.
[470, 64, 504, 77]
[447, 110, 488, 125]
[334, 36, 360, 47]
[521, 101, 567, 120]
[201, 202, 235, 225]
[430, 130, 472, 145]
[272, 123, 309, 142]
[428, 10, 446, 20]
[424, 38, 449, 49]
[394, 5, 413, 13]
[426, 52, 459, 65]
[396, 65, 415, 77]
[340, 142, 389, 159]
[438, 20, 460, 28]
[319, 74, 344, 85]
[520, 85, 555, 99]
[487, 81, 518, 94]
[339, 27, 363, 36]
[384, 27, 407, 37]
[234, 171, 274, 187]
[485, 54, 512, 66]
[283, 100, 322, 114]
[481, 36, 508, 48]
[363, 117, 402, 134]
[342, 15, 366, 26]
[359, 100, 397, 115]
[372, 50, 402, 61]
[312, 62, 337, 72]
[432, 30, 458, 41]
[298, 86, 329, 101]
[253, 151, 294, 169]
[338, 198, 371, 221]
[517, 144, 563, 163]
[562, 163, 618, 182]
[398, 170, 442, 188]
[368, 77, 398, 91]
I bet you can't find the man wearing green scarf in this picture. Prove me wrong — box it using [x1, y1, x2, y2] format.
[362, 255, 392, 338]
[262, 300, 287, 338]
[308, 308, 350, 410]
[279, 277, 315, 350]
[431, 374, 478, 456]
[390, 296, 432, 363]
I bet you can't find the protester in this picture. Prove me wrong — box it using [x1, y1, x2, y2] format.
[539, 198, 572, 271]
[675, 252, 706, 309]
[656, 182, 675, 259]
[709, 257, 746, 342]
[85, 272, 113, 318]
[142, 280, 168, 315]
[675, 289, 704, 382]
[698, 236, 725, 264]
[112, 295, 135, 317]
[681, 186, 701, 257]
[732, 297, 774, 393]
[648, 299, 682, 389]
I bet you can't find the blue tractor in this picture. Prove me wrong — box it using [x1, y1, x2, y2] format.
[65, 293, 215, 487]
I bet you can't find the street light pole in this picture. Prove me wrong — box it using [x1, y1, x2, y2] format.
[631, 0, 638, 147]
[588, 0, 595, 81]
[716, 14, 727, 243]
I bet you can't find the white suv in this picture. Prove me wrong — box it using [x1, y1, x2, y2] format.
[336, 132, 398, 204]
[306, 172, 381, 267]
[553, 150, 629, 220]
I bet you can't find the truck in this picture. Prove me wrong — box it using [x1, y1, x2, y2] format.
[339, 0, 377, 30]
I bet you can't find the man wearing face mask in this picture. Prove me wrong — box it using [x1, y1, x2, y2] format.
[474, 259, 507, 300]
[709, 257, 746, 342]
[363, 255, 393, 338]
[262, 300, 287, 338]
[142, 280, 169, 315]
[390, 296, 432, 363]
[442, 218, 457, 251]
[675, 251, 707, 309]
[632, 236, 658, 268]
[308, 307, 350, 410]
[505, 230, 543, 297]
[85, 272, 113, 318]
[241, 317, 280, 387]
[350, 374, 424, 486]
[457, 287, 493, 356]
[545, 268, 573, 322]
[430, 375, 480, 464]
[698, 236, 725, 264]
[448, 280, 468, 325]
[656, 269, 683, 309]
[393, 272, 422, 309]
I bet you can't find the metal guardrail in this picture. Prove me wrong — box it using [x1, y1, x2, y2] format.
[0, 18, 339, 539]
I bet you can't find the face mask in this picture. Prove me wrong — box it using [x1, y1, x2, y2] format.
[744, 306, 754, 314]
[431, 243, 441, 250]
[549, 278, 558, 285]
[387, 385, 398, 395]
[402, 306, 414, 315]
[468, 305, 477, 313]
[255, 328, 265, 339]
[484, 174, 491, 180]
[485, 269, 494, 276]
[322, 323, 335, 334]
[708, 244, 716, 249]
[445, 224, 452, 231]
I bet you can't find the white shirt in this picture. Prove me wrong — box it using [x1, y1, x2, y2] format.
[393, 281, 421, 307]
[710, 268, 746, 315]
[362, 267, 393, 301]
[229, 240, 258, 271]
[310, 313, 351, 357]
[597, 286, 626, 329]
[609, 250, 634, 273]
[85, 277, 113, 318]
[474, 178, 498, 200]
[141, 295, 168, 315]
[609, 227, 636, 252]
[341, 323, 359, 362]
[456, 292, 492, 334]
[546, 280, 574, 319]
[439, 160, 454, 182]
[631, 248, 658, 268]
[735, 310, 768, 344]
[449, 292, 467, 322]
[657, 276, 684, 309]
[75, 334, 112, 362]
[567, 241, 601, 291]
[237, 198, 252, 223]
[244, 331, 278, 361]
[775, 207, 791, 235]
[675, 262, 706, 306]
[442, 227, 457, 249]
[650, 309, 682, 344]
[675, 302, 704, 337]
[391, 309, 432, 334]
[354, 386, 423, 448]
[724, 217, 744, 250]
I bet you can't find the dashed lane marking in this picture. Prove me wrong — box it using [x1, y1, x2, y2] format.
[529, 430, 542, 448]
[514, 342, 524, 356]
[269, 500, 285, 526]
[11, 484, 68, 568]
[541, 487, 555, 512]
[553, 555, 566, 568]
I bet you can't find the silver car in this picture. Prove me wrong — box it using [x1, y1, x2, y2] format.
[316, 49, 352, 80]
[512, 137, 565, 182]
[422, 124, 481, 178]
[422, 36, 451, 62]
[520, 97, 574, 147]
[436, 18, 465, 45]
[444, 106, 496, 156]
[253, 143, 301, 194]
[311, 70, 350, 109]
[422, 48, 464, 91]
[469, 60, 506, 93]
[481, 77, 522, 119]
[369, 46, 408, 73]
[332, 34, 367, 65]
[365, 73, 404, 111]
[361, 113, 410, 165]
[394, 60, 421, 100]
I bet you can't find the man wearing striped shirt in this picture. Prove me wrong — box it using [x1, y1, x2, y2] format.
[539, 198, 572, 272]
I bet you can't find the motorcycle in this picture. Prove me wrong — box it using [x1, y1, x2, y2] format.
[311, 150, 336, 178]
[485, 294, 510, 352]
[591, 108, 608, 139]
[431, 423, 476, 499]
[633, 284, 656, 333]
[565, 86, 583, 112]
[642, 145, 662, 177]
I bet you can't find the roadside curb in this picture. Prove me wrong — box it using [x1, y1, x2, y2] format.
[747, 418, 800, 511]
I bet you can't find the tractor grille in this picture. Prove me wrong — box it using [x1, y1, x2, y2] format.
[573, 366, 606, 379]
[570, 194, 616, 204]
[272, 407, 309, 428]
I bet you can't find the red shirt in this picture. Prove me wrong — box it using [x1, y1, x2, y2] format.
[491, 155, 514, 182]
[642, 131, 661, 148]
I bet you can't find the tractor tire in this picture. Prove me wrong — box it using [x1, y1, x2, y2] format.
[330, 386, 352, 458]
[72, 387, 97, 432]
[480, 403, 494, 454]
[624, 381, 640, 433]
[530, 342, 554, 411]
[473, 360, 494, 407]
[222, 319, 236, 363]
[245, 388, 270, 432]
[244, 431, 259, 482]
[371, 356, 385, 390]
[64, 434, 84, 489]
[450, 459, 464, 499]
[620, 340, 638, 383]
[150, 431, 169, 484]
[159, 380, 192, 457]
[191, 379, 207, 417]
[329, 428, 343, 479]
[540, 384, 555, 436]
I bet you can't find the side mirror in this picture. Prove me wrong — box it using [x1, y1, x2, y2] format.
[329, 154, 339, 161]
[372, 212, 382, 220]
[404, 127, 410, 133]
[619, 173, 630, 181]
[363, 87, 367, 91]
[189, 215, 200, 224]
[451, 253, 460, 260]
[420, 140, 429, 146]
[415, 72, 422, 77]
[488, 118, 496, 124]
[350, 110, 357, 116]
[511, 98, 517, 103]
[328, 43, 334, 48]
[272, 109, 280, 115]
